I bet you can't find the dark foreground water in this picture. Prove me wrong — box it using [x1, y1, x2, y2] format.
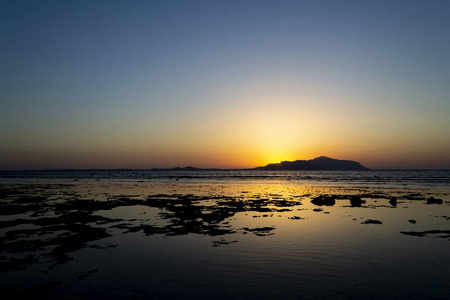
[0, 172, 449, 299]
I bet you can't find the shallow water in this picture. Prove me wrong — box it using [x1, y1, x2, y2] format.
[0, 183, 449, 299]
[1, 169, 450, 191]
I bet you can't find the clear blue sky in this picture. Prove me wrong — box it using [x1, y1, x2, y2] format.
[1, 0, 449, 170]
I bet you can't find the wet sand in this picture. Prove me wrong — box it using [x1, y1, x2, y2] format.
[1, 182, 449, 299]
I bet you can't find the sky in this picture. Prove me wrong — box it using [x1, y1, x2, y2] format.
[1, 0, 449, 170]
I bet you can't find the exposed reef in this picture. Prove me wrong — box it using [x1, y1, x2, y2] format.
[426, 197, 443, 205]
[311, 195, 366, 207]
[0, 186, 306, 273]
[361, 219, 383, 224]
[400, 230, 450, 239]
[0, 183, 449, 299]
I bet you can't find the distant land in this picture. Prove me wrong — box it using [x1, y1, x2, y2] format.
[147, 156, 369, 171]
[0, 157, 370, 172]
[254, 156, 370, 171]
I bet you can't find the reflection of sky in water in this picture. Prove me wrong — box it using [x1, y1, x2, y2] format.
[2, 170, 450, 191]
[0, 184, 449, 299]
[67, 199, 450, 299]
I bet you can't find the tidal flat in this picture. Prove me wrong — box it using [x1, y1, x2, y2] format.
[1, 183, 449, 299]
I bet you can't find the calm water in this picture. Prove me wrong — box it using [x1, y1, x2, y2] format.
[1, 169, 450, 190]
[0, 173, 449, 299]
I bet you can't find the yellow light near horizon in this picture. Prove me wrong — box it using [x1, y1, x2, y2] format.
[277, 161, 281, 163]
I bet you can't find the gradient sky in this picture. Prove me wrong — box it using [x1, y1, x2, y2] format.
[1, 0, 449, 170]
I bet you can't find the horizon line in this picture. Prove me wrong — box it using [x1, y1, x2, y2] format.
[1, 167, 450, 172]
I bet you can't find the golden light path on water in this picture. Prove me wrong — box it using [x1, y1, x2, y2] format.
[0, 181, 449, 299]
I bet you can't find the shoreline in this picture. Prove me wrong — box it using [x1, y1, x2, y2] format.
[1, 169, 449, 192]
[1, 181, 449, 196]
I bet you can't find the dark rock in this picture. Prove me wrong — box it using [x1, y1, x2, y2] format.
[389, 197, 397, 207]
[400, 231, 427, 237]
[400, 230, 450, 239]
[426, 197, 443, 205]
[311, 196, 335, 206]
[243, 227, 276, 236]
[361, 219, 383, 224]
[349, 196, 365, 207]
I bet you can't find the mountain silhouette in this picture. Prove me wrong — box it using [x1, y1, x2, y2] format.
[254, 156, 369, 171]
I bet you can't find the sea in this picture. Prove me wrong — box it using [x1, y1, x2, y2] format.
[1, 169, 450, 191]
[1, 169, 450, 299]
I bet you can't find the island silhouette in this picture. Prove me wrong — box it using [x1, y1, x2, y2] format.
[254, 156, 370, 171]
[149, 156, 369, 171]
